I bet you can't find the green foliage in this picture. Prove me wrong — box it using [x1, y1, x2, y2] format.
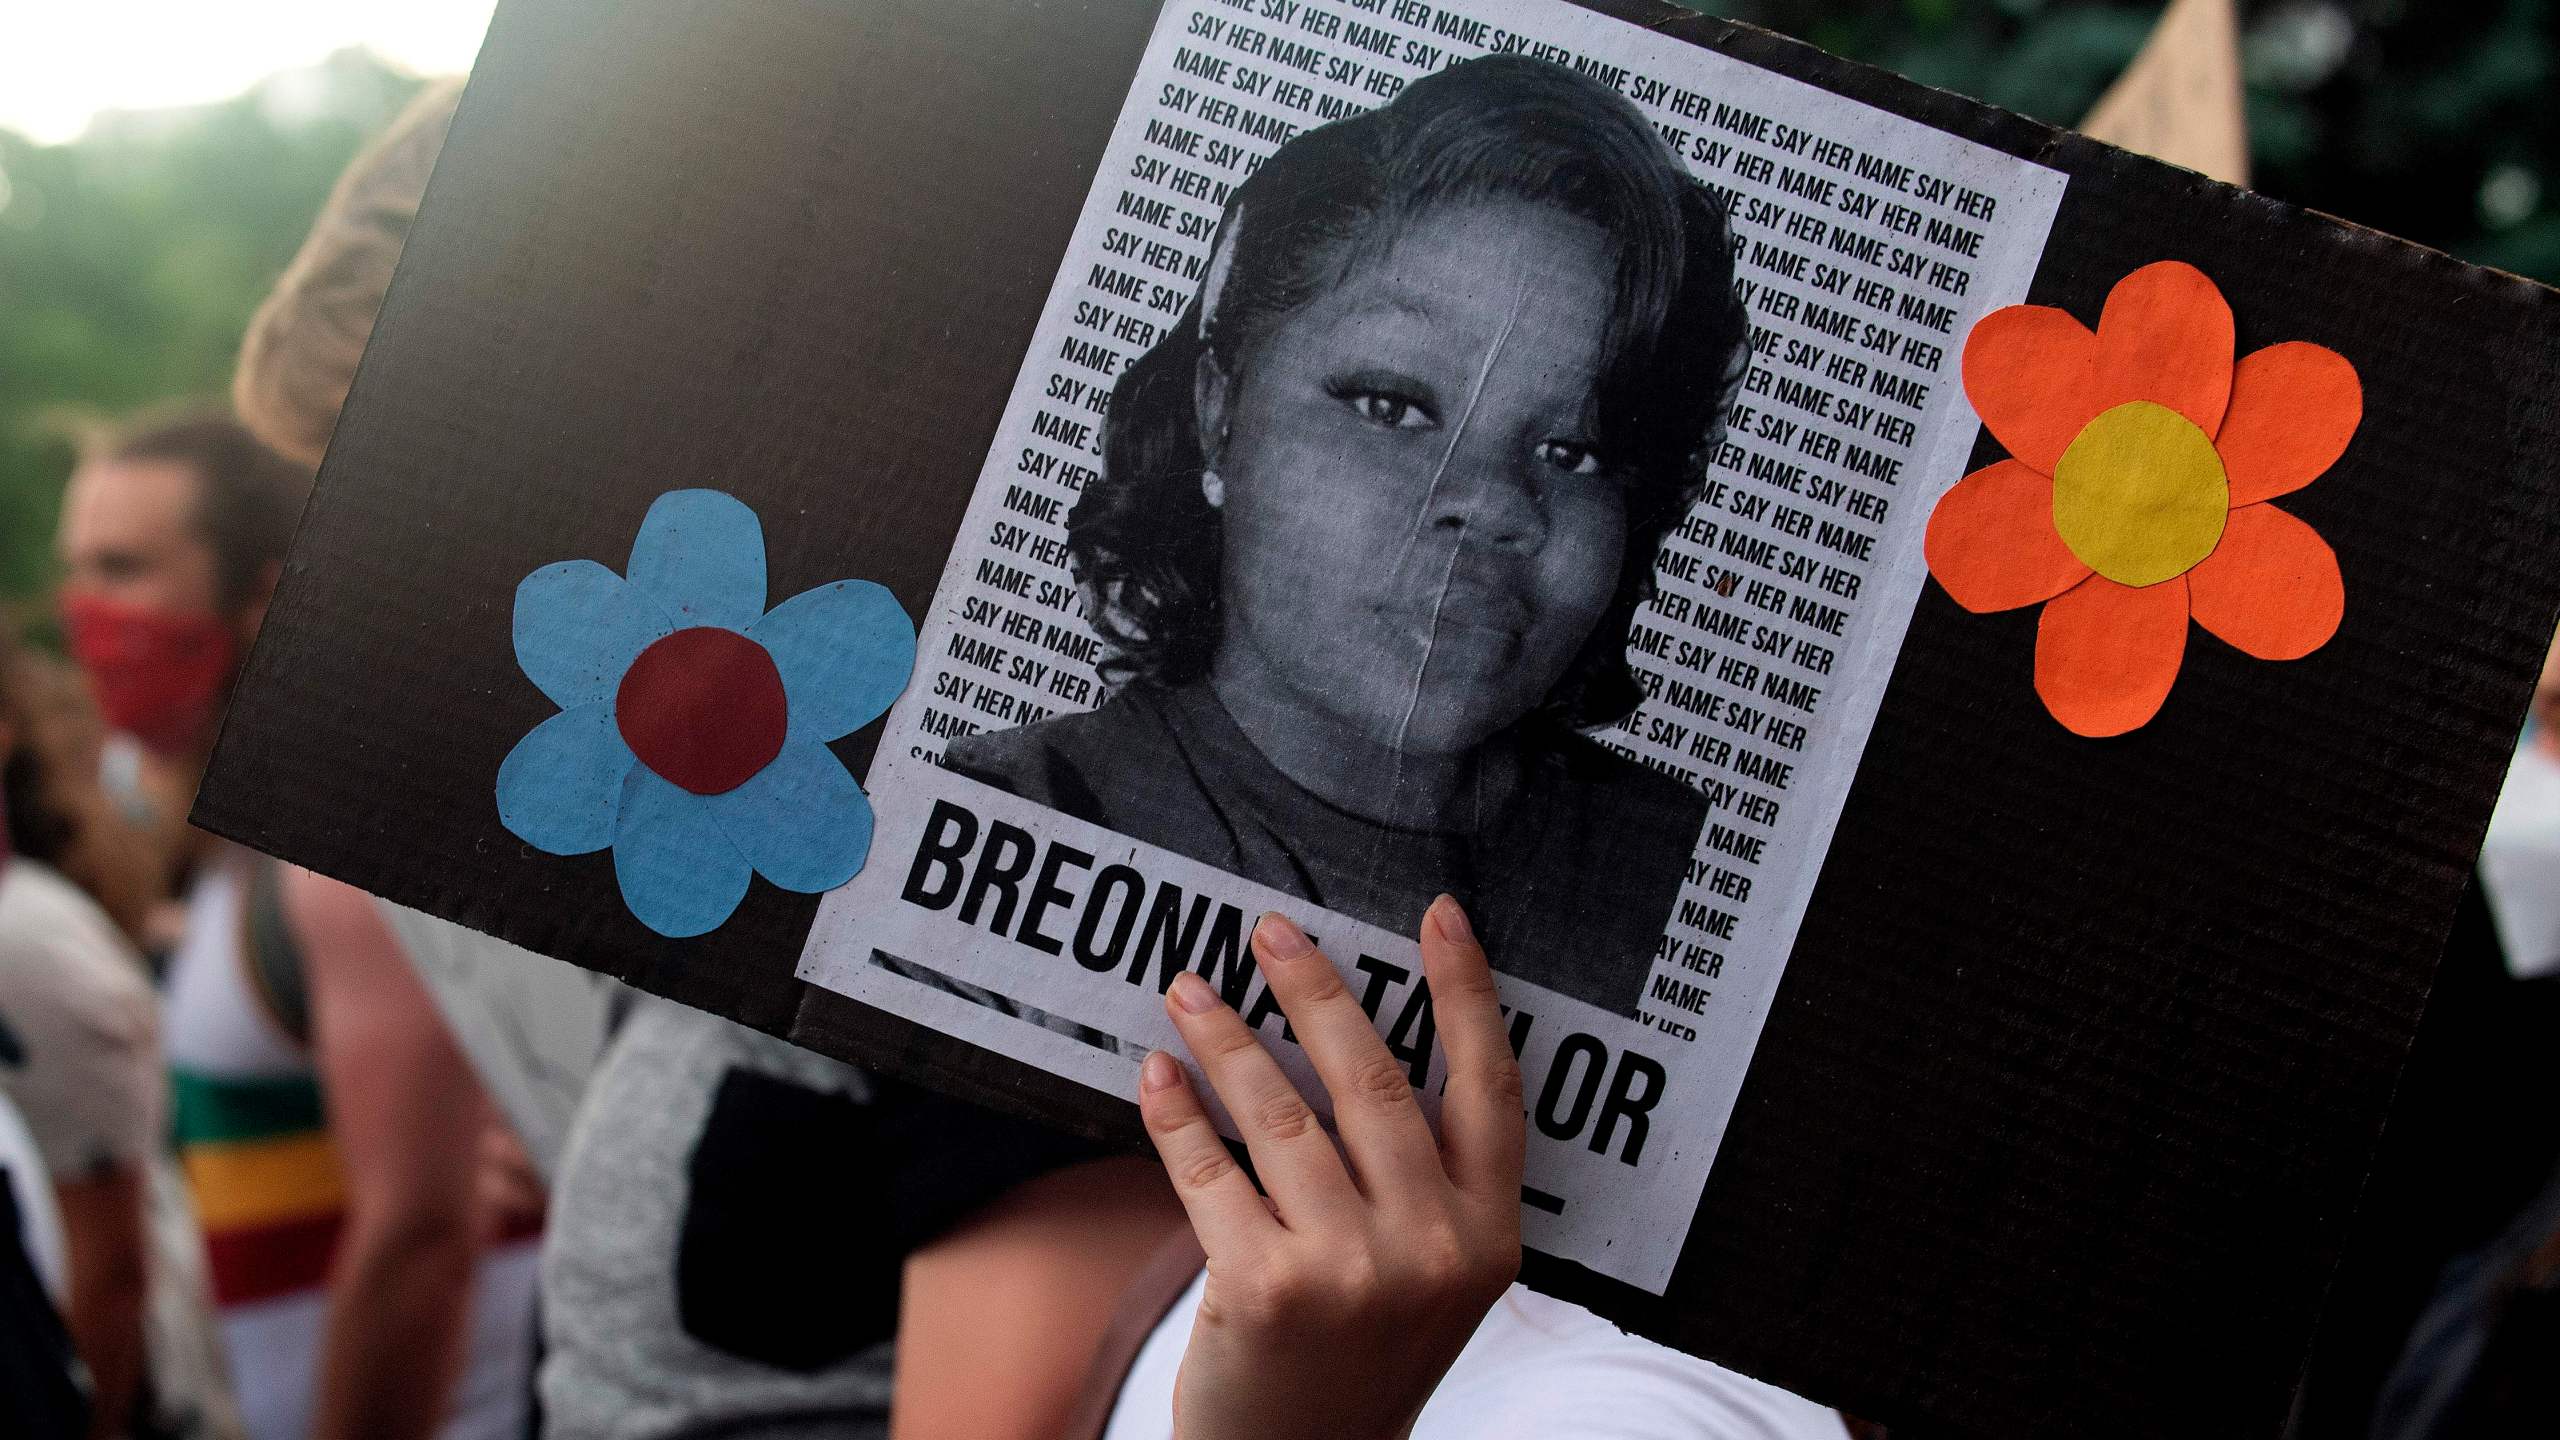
[1686, 1, 2560, 284]
[0, 51, 424, 604]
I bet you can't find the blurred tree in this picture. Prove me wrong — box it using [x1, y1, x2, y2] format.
[1686, 1, 2559, 282]
[0, 49, 424, 607]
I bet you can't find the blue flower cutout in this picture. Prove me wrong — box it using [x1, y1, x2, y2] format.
[495, 489, 917, 937]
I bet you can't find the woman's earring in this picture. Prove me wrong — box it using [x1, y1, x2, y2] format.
[1201, 469, 1226, 509]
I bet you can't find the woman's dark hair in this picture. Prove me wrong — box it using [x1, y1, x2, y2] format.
[1, 631, 75, 868]
[1071, 53, 1749, 732]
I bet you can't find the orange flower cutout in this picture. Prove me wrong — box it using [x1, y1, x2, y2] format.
[1925, 260, 2358, 736]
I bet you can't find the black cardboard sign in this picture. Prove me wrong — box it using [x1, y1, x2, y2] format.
[196, 0, 2560, 1434]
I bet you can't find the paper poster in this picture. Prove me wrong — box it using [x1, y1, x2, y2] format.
[796, 0, 2065, 1291]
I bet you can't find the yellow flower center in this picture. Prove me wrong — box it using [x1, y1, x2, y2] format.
[2051, 400, 2229, 587]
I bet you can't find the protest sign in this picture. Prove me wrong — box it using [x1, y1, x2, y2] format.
[196, 0, 2560, 1434]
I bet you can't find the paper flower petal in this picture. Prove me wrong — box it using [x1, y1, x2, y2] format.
[2216, 342, 2362, 506]
[626, 488, 766, 629]
[748, 580, 919, 742]
[705, 737, 875, 893]
[495, 701, 635, 855]
[2188, 504, 2343, 660]
[1962, 303, 2101, 474]
[612, 766, 755, 937]
[2091, 260, 2233, 436]
[1925, 460, 2093, 613]
[2034, 574, 2192, 737]
[513, 560, 673, 709]
[498, 487, 914, 933]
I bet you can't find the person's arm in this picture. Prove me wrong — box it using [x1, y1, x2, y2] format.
[282, 867, 489, 1440]
[0, 872, 164, 1439]
[893, 1154, 1190, 1440]
[1138, 898, 1523, 1440]
[53, 1165, 148, 1439]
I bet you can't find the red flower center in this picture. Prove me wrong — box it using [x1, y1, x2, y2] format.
[615, 627, 788, 795]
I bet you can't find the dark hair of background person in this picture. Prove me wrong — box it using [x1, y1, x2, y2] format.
[233, 78, 466, 471]
[1, 625, 169, 943]
[83, 410, 314, 612]
[1071, 55, 1750, 736]
[0, 627, 75, 868]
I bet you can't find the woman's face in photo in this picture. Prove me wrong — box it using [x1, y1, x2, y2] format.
[1201, 199, 1630, 760]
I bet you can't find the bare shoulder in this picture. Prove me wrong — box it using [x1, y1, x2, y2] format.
[276, 864, 377, 926]
[276, 864, 428, 1005]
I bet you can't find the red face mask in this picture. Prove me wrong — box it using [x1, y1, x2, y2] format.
[60, 591, 242, 757]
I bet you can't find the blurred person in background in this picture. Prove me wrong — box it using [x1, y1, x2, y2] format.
[3, 628, 240, 1439]
[1, 1071, 90, 1438]
[232, 79, 456, 479]
[4, 634, 165, 952]
[54, 406, 536, 1440]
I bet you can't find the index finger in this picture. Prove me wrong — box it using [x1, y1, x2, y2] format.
[1421, 895, 1525, 1201]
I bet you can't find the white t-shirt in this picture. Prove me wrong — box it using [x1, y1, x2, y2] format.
[2479, 738, 2560, 978]
[0, 859, 246, 1439]
[0, 858, 161, 1179]
[1103, 1272, 1849, 1440]
[0, 1087, 66, 1300]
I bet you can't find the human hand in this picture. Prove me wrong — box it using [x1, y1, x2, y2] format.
[1137, 895, 1525, 1440]
[474, 1118, 546, 1239]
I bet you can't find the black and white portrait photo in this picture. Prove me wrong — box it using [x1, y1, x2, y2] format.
[947, 54, 1748, 1018]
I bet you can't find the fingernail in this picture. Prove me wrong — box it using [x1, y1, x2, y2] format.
[1255, 911, 1313, 959]
[1430, 894, 1473, 943]
[1141, 1050, 1182, 1092]
[1169, 971, 1221, 1014]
